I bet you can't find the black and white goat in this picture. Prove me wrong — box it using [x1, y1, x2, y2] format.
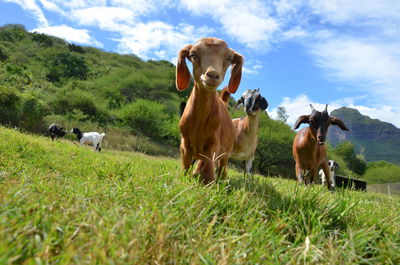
[230, 88, 268, 173]
[48, 123, 67, 141]
[319, 160, 339, 188]
[71, 128, 105, 152]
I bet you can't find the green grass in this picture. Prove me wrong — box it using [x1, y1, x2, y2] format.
[1, 126, 399, 264]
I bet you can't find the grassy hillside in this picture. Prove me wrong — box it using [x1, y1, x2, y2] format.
[1, 126, 399, 264]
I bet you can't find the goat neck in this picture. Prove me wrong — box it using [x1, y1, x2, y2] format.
[243, 109, 260, 134]
[180, 82, 222, 139]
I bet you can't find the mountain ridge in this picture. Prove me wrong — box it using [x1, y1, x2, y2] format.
[328, 107, 400, 164]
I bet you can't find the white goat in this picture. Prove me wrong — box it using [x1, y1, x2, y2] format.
[319, 160, 339, 187]
[230, 89, 268, 174]
[71, 128, 105, 152]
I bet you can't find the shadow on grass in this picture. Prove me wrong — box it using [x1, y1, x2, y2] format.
[226, 175, 350, 238]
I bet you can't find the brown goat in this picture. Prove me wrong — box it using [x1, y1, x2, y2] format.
[292, 104, 349, 190]
[176, 37, 243, 184]
[230, 89, 268, 173]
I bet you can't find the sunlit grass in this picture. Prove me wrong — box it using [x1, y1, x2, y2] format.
[0, 126, 399, 264]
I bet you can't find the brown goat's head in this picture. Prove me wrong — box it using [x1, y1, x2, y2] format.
[293, 104, 349, 145]
[236, 88, 268, 115]
[176, 37, 243, 93]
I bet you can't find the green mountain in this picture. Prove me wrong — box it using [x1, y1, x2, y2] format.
[328, 107, 400, 164]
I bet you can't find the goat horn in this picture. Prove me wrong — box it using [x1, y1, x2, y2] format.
[310, 104, 315, 112]
[325, 104, 328, 112]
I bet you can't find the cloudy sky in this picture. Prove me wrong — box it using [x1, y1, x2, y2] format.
[1, 0, 399, 127]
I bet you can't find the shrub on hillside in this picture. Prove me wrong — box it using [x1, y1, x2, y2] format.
[68, 43, 86, 54]
[47, 52, 89, 82]
[31, 32, 53, 47]
[0, 86, 20, 126]
[363, 161, 400, 184]
[119, 99, 170, 140]
[0, 24, 27, 43]
[0, 47, 8, 61]
[18, 94, 47, 133]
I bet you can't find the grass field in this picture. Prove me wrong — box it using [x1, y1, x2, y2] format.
[1, 126, 399, 264]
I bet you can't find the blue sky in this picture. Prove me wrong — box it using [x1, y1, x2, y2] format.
[1, 0, 399, 127]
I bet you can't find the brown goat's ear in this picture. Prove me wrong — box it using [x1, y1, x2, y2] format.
[293, 115, 310, 130]
[176, 44, 193, 91]
[227, 50, 243, 94]
[330, 116, 350, 131]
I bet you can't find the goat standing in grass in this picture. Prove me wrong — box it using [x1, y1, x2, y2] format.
[48, 123, 67, 141]
[71, 128, 106, 152]
[292, 105, 349, 190]
[176, 37, 243, 184]
[230, 88, 268, 174]
[319, 160, 339, 188]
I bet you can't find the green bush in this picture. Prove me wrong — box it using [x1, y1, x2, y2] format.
[47, 52, 89, 82]
[31, 32, 53, 47]
[0, 47, 8, 61]
[363, 161, 400, 184]
[0, 24, 27, 43]
[119, 99, 170, 140]
[18, 94, 46, 133]
[68, 43, 85, 54]
[0, 85, 20, 126]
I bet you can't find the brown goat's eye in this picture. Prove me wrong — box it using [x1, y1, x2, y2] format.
[226, 56, 233, 64]
[189, 53, 198, 60]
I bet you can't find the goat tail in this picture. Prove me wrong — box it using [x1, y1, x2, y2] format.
[220, 87, 231, 104]
[100, 133, 106, 138]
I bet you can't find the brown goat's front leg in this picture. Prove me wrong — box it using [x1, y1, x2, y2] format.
[295, 163, 305, 184]
[194, 159, 215, 184]
[180, 139, 192, 173]
[310, 168, 318, 184]
[216, 155, 229, 180]
[321, 161, 334, 191]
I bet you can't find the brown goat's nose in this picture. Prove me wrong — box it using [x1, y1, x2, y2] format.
[206, 70, 220, 80]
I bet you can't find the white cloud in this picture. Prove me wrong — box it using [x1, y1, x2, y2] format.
[179, 0, 280, 49]
[110, 0, 173, 14]
[308, 0, 400, 24]
[38, 0, 67, 16]
[281, 27, 308, 40]
[308, 36, 400, 107]
[46, 0, 106, 10]
[70, 7, 135, 31]
[269, 94, 400, 128]
[4, 0, 48, 26]
[32, 24, 103, 47]
[243, 64, 263, 75]
[116, 22, 213, 60]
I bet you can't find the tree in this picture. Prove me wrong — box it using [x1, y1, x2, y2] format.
[276, 106, 289, 123]
[333, 141, 366, 176]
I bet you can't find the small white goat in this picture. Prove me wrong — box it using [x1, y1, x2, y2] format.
[71, 128, 105, 152]
[319, 160, 339, 188]
[230, 89, 268, 174]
